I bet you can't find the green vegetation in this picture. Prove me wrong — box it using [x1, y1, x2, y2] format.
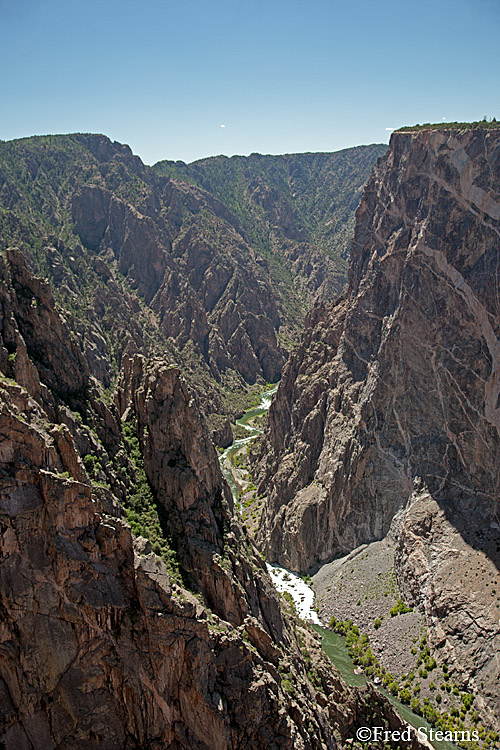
[83, 453, 104, 480]
[0, 135, 263, 430]
[281, 678, 295, 695]
[283, 591, 297, 615]
[154, 144, 386, 335]
[121, 420, 180, 580]
[327, 616, 493, 749]
[154, 146, 386, 265]
[397, 118, 499, 132]
[231, 424, 251, 442]
[0, 134, 388, 438]
[390, 598, 413, 616]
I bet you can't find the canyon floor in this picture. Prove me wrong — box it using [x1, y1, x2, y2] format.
[313, 540, 424, 676]
[311, 541, 462, 710]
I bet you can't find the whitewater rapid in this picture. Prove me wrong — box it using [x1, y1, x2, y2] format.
[266, 564, 322, 624]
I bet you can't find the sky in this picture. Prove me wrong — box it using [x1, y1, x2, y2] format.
[1, 0, 499, 165]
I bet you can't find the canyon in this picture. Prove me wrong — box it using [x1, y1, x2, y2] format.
[0, 136, 417, 749]
[0, 135, 384, 443]
[1, 124, 499, 748]
[0, 244, 425, 748]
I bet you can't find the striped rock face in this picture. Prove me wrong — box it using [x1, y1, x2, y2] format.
[256, 128, 500, 732]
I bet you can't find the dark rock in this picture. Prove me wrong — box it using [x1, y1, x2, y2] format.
[256, 128, 500, 732]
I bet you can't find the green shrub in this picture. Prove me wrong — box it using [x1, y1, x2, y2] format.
[283, 591, 297, 615]
[399, 688, 411, 704]
[388, 681, 399, 696]
[122, 420, 180, 580]
[390, 598, 413, 616]
[410, 698, 421, 714]
[461, 693, 474, 711]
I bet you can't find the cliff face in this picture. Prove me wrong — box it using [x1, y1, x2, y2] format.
[0, 136, 383, 437]
[154, 146, 387, 311]
[256, 129, 500, 725]
[0, 250, 423, 748]
[70, 175, 283, 384]
[0, 326, 325, 747]
[0, 375, 323, 749]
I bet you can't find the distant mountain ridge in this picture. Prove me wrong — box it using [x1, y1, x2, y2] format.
[155, 145, 387, 329]
[0, 134, 385, 436]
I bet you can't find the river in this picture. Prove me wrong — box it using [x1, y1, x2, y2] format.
[314, 626, 461, 750]
[220, 385, 460, 750]
[218, 383, 278, 502]
[264, 566, 460, 750]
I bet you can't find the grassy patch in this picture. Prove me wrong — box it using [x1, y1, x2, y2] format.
[122, 420, 180, 581]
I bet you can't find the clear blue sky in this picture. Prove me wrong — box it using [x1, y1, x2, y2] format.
[1, 0, 498, 164]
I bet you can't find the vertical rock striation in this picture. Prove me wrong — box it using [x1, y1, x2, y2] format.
[256, 128, 500, 727]
[1, 369, 336, 749]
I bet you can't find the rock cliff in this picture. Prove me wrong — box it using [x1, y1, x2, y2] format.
[0, 248, 425, 748]
[0, 373, 325, 749]
[154, 146, 387, 312]
[0, 135, 383, 438]
[256, 128, 500, 729]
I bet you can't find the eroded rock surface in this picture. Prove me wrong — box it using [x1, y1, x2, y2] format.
[0, 370, 432, 748]
[1, 374, 332, 749]
[154, 146, 387, 310]
[0, 135, 383, 436]
[256, 128, 500, 728]
[0, 247, 425, 748]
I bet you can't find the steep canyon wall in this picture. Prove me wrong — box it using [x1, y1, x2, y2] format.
[256, 128, 500, 726]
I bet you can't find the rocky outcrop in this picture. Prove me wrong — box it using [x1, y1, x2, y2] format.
[70, 169, 284, 385]
[394, 490, 500, 733]
[1, 376, 311, 749]
[120, 355, 285, 631]
[0, 359, 427, 749]
[0, 247, 88, 409]
[211, 417, 233, 449]
[0, 248, 428, 748]
[256, 128, 500, 727]
[0, 135, 386, 435]
[154, 146, 387, 309]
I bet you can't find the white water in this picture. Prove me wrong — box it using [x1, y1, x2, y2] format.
[267, 564, 323, 625]
[218, 385, 322, 624]
[259, 390, 275, 410]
